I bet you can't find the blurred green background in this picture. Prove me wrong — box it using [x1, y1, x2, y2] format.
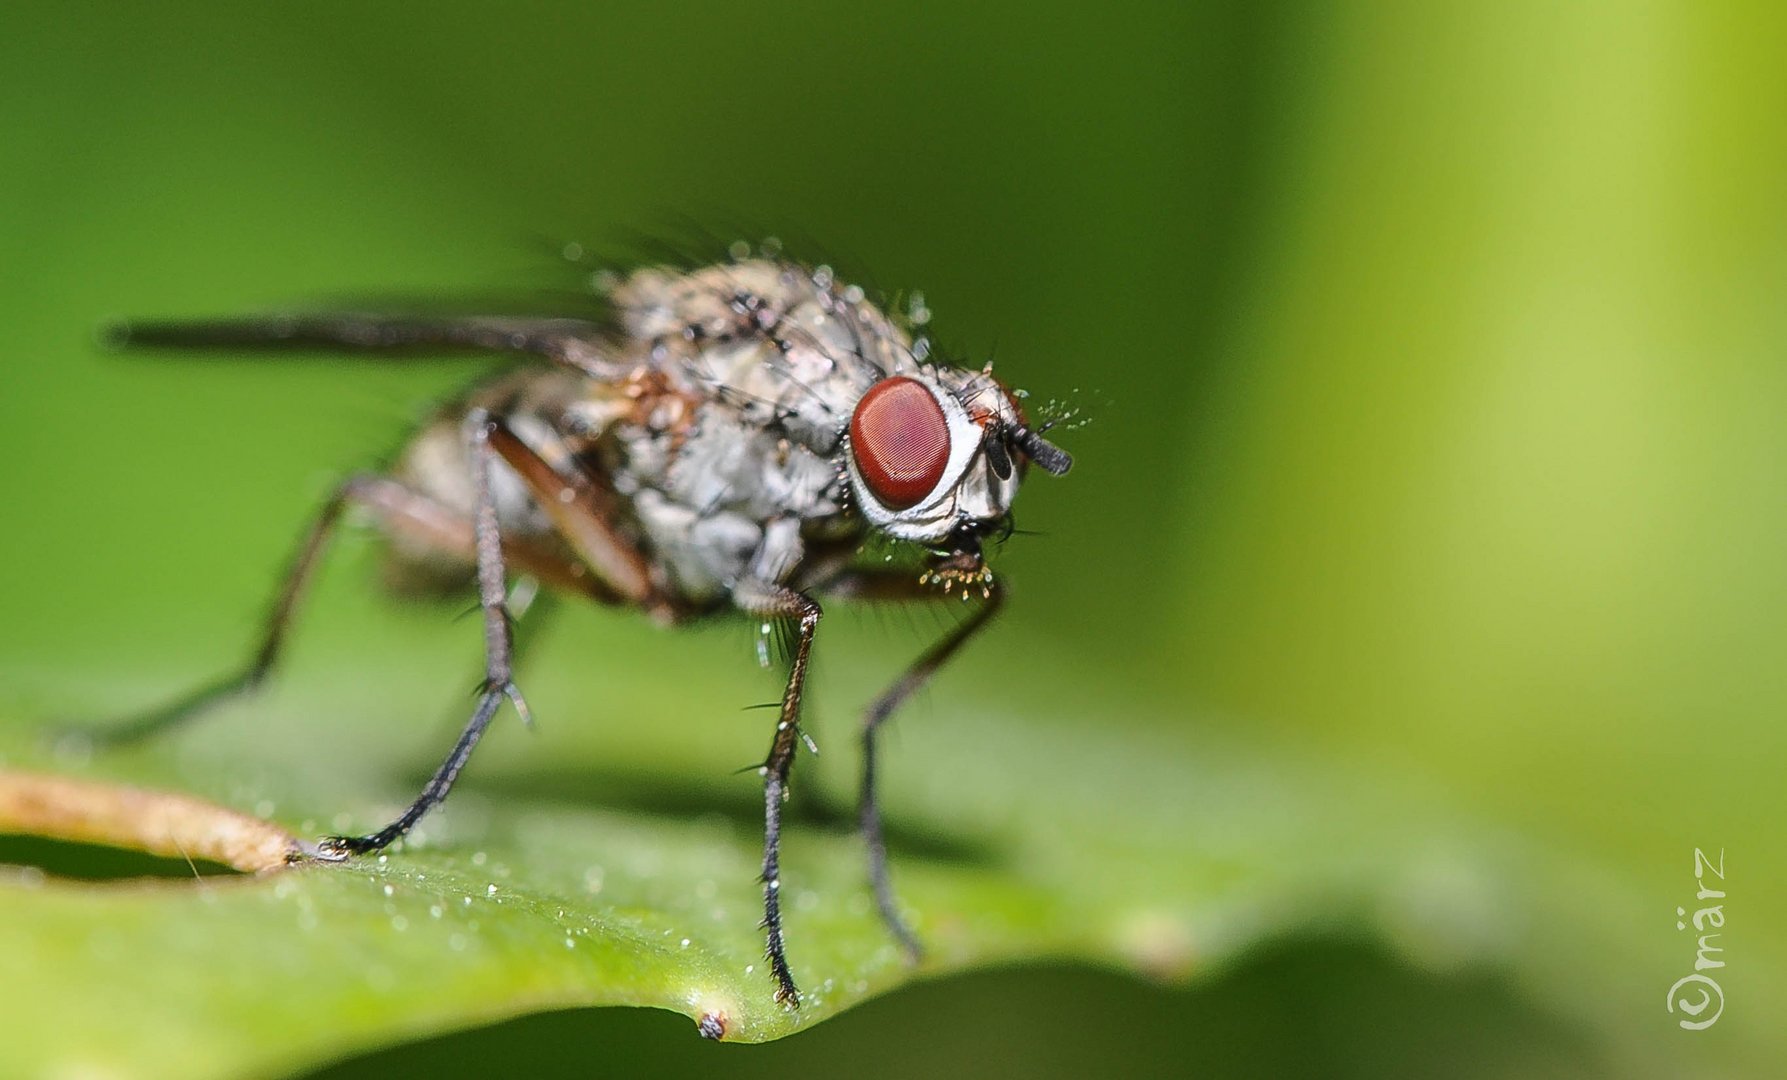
[2, 1, 1783, 1077]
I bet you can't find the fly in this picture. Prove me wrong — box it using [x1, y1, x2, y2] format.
[92, 252, 1073, 1008]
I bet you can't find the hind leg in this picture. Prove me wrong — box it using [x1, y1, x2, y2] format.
[91, 470, 619, 746]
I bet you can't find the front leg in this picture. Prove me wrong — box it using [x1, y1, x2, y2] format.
[826, 571, 1005, 958]
[731, 579, 823, 1008]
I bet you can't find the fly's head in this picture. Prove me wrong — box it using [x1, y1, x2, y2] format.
[843, 366, 1072, 592]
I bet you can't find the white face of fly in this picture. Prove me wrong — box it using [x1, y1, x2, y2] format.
[844, 367, 1065, 561]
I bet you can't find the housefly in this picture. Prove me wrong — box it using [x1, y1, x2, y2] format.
[96, 252, 1073, 1007]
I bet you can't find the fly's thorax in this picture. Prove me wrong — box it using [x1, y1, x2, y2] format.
[613, 259, 918, 458]
[660, 405, 842, 523]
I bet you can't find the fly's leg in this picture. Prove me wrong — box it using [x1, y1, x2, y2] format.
[86, 469, 611, 747]
[827, 571, 1005, 959]
[732, 580, 824, 1008]
[315, 410, 525, 859]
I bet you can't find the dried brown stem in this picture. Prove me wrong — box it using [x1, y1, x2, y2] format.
[0, 771, 298, 874]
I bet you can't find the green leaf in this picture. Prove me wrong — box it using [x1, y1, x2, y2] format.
[0, 624, 1761, 1078]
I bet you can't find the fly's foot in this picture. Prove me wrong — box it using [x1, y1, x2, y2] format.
[772, 972, 801, 1010]
[886, 916, 925, 964]
[917, 560, 993, 600]
[765, 922, 800, 1008]
[873, 887, 925, 962]
[311, 836, 365, 862]
[312, 831, 395, 862]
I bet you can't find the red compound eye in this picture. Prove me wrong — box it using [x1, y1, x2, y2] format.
[849, 376, 952, 511]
